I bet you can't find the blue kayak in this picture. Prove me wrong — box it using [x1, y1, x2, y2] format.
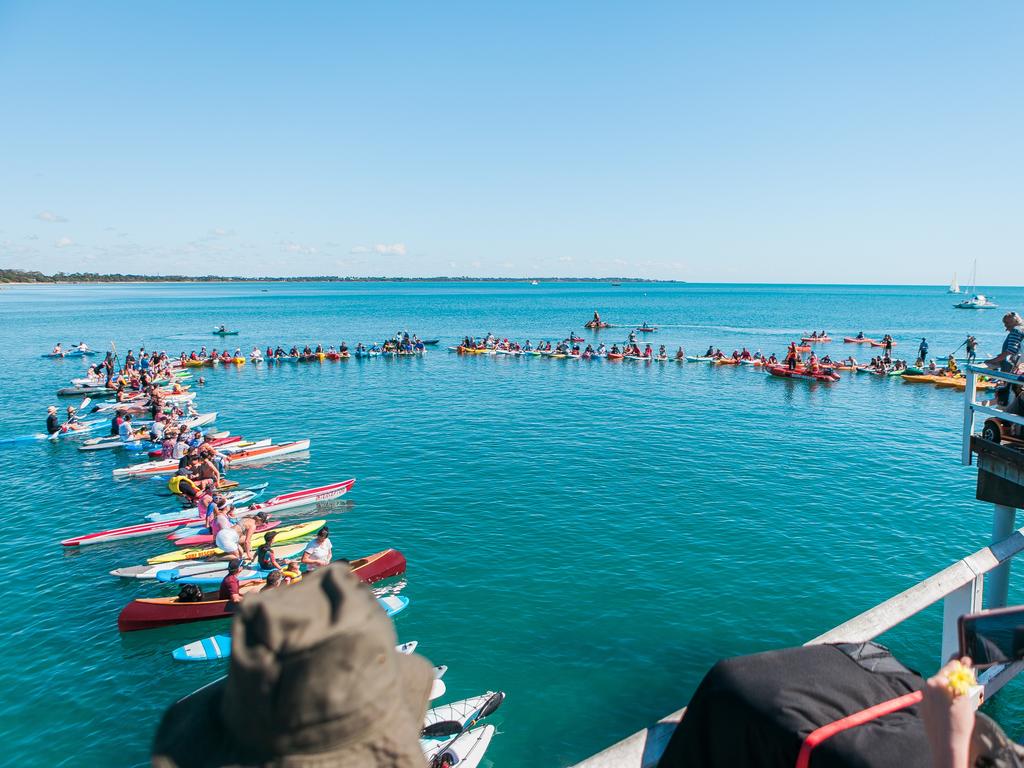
[171, 596, 410, 661]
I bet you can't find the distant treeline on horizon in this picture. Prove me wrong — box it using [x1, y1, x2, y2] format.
[1, 268, 672, 284]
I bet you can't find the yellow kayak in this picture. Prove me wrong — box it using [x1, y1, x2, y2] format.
[902, 374, 947, 384]
[232, 357, 246, 365]
[146, 519, 326, 564]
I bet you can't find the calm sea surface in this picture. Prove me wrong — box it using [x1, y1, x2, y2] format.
[1, 281, 1022, 766]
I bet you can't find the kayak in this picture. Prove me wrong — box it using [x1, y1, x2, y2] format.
[238, 479, 356, 517]
[111, 542, 307, 580]
[172, 520, 280, 547]
[145, 519, 327, 564]
[62, 517, 204, 547]
[794, 345, 811, 353]
[160, 550, 407, 589]
[901, 374, 946, 383]
[148, 434, 242, 458]
[42, 349, 96, 358]
[421, 692, 505, 750]
[174, 625, 417, 664]
[766, 365, 840, 382]
[685, 356, 714, 362]
[57, 386, 116, 397]
[212, 330, 239, 335]
[870, 340, 896, 347]
[800, 337, 831, 343]
[119, 549, 406, 630]
[224, 439, 311, 466]
[423, 725, 495, 768]
[843, 337, 875, 344]
[713, 358, 740, 365]
[636, 327, 657, 333]
[584, 322, 611, 329]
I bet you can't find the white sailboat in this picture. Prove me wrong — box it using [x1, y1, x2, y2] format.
[948, 273, 960, 294]
[954, 261, 997, 309]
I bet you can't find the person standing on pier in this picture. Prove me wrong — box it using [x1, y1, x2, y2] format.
[986, 312, 1024, 373]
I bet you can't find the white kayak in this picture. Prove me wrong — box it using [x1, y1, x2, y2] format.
[109, 541, 307, 580]
[421, 692, 505, 743]
[424, 725, 496, 768]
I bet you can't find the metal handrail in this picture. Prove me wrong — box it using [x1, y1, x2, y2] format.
[961, 365, 1024, 465]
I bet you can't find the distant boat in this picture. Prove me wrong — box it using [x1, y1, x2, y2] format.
[610, 282, 622, 286]
[530, 280, 539, 286]
[948, 273, 960, 294]
[954, 260, 997, 309]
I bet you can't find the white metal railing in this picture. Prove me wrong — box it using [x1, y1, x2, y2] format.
[573, 529, 1024, 767]
[808, 526, 1024, 701]
[961, 365, 1024, 465]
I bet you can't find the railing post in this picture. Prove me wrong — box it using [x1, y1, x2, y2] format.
[962, 368, 977, 466]
[987, 505, 1019, 609]
[941, 574, 983, 664]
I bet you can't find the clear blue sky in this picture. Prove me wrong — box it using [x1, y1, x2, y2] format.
[1, 1, 1021, 282]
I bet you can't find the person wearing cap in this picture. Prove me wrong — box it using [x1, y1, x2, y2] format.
[152, 563, 434, 768]
[45, 406, 60, 436]
[218, 559, 243, 603]
[300, 526, 333, 571]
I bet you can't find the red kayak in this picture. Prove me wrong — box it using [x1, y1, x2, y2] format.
[173, 520, 281, 547]
[767, 365, 840, 382]
[62, 517, 202, 547]
[869, 340, 896, 348]
[117, 549, 406, 631]
[245, 479, 355, 515]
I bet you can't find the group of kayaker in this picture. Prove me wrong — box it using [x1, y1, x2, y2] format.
[50, 341, 93, 356]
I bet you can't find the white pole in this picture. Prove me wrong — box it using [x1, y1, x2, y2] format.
[962, 368, 977, 465]
[988, 504, 1018, 609]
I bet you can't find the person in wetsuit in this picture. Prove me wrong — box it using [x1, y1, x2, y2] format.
[46, 406, 60, 435]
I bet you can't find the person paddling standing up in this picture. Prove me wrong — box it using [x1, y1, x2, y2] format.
[966, 335, 978, 364]
[918, 338, 929, 365]
[785, 342, 800, 371]
[883, 335, 893, 357]
[986, 312, 1024, 373]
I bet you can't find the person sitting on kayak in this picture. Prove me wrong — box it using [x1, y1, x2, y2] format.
[257, 531, 286, 571]
[301, 526, 333, 571]
[51, 342, 63, 355]
[261, 570, 284, 592]
[643, 345, 654, 359]
[219, 559, 244, 604]
[807, 353, 820, 374]
[45, 405, 60, 435]
[593, 310, 601, 324]
[948, 356, 959, 374]
[766, 353, 779, 365]
[740, 347, 751, 360]
[856, 331, 864, 339]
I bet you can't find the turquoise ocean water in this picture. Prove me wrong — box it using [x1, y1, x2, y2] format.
[1, 281, 1022, 766]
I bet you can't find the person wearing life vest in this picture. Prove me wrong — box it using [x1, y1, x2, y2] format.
[785, 342, 800, 371]
[168, 470, 201, 504]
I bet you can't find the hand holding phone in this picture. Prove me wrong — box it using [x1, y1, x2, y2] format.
[958, 606, 1024, 669]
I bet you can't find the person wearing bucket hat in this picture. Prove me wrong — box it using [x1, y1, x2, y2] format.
[45, 406, 59, 435]
[152, 562, 433, 768]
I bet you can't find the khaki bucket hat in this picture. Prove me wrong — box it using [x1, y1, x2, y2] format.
[152, 562, 432, 767]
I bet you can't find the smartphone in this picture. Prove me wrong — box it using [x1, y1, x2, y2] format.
[958, 606, 1024, 669]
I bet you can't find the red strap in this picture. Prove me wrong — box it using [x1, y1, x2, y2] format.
[795, 690, 923, 768]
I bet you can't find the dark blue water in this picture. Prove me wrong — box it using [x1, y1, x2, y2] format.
[0, 281, 1020, 766]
